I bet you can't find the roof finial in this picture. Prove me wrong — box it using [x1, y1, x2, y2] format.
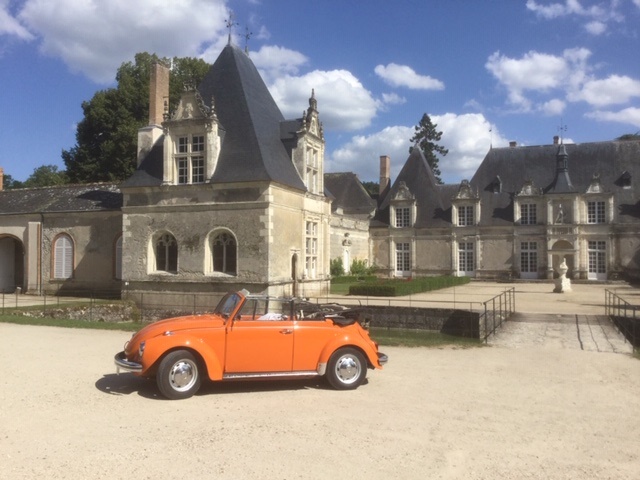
[243, 26, 252, 53]
[225, 12, 238, 45]
[557, 118, 567, 145]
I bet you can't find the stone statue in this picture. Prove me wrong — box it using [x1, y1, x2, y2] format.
[553, 257, 572, 293]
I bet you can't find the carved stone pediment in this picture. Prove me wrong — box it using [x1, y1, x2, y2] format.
[454, 180, 477, 200]
[585, 173, 604, 194]
[517, 179, 540, 197]
[167, 89, 215, 123]
[392, 181, 415, 201]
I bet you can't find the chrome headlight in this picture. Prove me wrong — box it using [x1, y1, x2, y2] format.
[138, 341, 146, 358]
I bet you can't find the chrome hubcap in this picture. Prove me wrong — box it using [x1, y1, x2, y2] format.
[335, 355, 360, 384]
[169, 359, 197, 391]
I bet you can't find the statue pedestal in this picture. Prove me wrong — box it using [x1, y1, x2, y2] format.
[553, 258, 572, 293]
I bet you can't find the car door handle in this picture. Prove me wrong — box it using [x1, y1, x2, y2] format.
[279, 329, 293, 335]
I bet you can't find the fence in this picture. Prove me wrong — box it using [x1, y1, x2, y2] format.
[479, 287, 516, 343]
[604, 289, 639, 352]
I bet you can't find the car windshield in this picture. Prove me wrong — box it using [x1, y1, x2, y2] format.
[214, 293, 242, 319]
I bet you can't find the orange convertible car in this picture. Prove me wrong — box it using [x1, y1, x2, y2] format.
[115, 290, 387, 399]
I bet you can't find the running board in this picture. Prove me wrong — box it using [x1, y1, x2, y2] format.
[223, 370, 320, 380]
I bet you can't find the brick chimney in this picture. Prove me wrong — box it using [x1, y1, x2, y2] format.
[137, 63, 170, 166]
[0, 167, 4, 191]
[379, 155, 390, 196]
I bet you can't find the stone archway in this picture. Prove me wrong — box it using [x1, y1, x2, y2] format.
[550, 239, 575, 278]
[0, 235, 25, 293]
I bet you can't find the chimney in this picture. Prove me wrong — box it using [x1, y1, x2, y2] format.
[149, 63, 170, 126]
[553, 135, 559, 145]
[0, 167, 3, 191]
[379, 155, 390, 196]
[509, 141, 517, 148]
[138, 63, 170, 166]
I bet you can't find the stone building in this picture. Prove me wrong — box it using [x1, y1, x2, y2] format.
[371, 137, 640, 281]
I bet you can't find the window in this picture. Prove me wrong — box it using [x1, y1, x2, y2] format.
[155, 233, 178, 273]
[520, 203, 537, 225]
[458, 205, 474, 226]
[213, 232, 237, 274]
[395, 242, 410, 275]
[395, 207, 411, 228]
[305, 221, 318, 278]
[175, 134, 206, 185]
[114, 235, 123, 280]
[588, 240, 606, 279]
[520, 242, 537, 274]
[587, 201, 605, 224]
[306, 148, 319, 194]
[53, 234, 73, 279]
[458, 242, 474, 274]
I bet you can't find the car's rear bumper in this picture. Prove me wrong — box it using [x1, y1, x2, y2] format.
[114, 351, 143, 374]
[377, 352, 388, 366]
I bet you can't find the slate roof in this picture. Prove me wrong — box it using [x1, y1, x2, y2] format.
[0, 184, 122, 215]
[376, 148, 450, 227]
[125, 44, 306, 190]
[469, 140, 640, 225]
[324, 172, 376, 216]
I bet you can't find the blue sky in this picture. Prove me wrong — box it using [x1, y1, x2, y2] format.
[1, 0, 639, 184]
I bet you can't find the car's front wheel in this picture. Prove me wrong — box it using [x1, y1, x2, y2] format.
[156, 350, 202, 400]
[326, 347, 367, 390]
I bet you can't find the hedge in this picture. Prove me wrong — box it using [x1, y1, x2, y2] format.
[348, 275, 470, 296]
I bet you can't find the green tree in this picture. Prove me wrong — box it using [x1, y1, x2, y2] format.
[616, 133, 640, 141]
[2, 173, 24, 189]
[409, 113, 448, 184]
[23, 165, 69, 188]
[361, 181, 379, 197]
[63, 53, 210, 183]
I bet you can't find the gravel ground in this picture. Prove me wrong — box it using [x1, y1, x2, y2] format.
[1, 322, 639, 480]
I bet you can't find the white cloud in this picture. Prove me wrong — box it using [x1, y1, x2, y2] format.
[374, 63, 444, 91]
[251, 45, 308, 80]
[568, 74, 640, 107]
[268, 69, 378, 131]
[327, 113, 505, 184]
[585, 107, 640, 128]
[541, 98, 566, 115]
[526, 0, 624, 35]
[381, 92, 406, 106]
[0, 0, 33, 40]
[17, 0, 229, 83]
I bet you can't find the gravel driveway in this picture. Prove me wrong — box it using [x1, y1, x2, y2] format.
[2, 321, 639, 480]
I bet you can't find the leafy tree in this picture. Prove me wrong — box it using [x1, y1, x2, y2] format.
[2, 173, 24, 189]
[409, 113, 448, 184]
[361, 181, 379, 197]
[23, 165, 69, 188]
[616, 133, 640, 141]
[63, 53, 211, 183]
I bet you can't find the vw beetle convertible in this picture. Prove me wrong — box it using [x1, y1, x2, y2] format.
[115, 290, 387, 399]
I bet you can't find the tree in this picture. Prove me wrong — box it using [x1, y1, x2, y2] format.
[2, 173, 24, 189]
[616, 133, 640, 141]
[409, 113, 448, 184]
[63, 53, 211, 183]
[361, 181, 379, 197]
[23, 165, 69, 188]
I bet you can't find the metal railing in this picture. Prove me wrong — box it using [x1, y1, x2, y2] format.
[480, 287, 516, 343]
[605, 289, 639, 352]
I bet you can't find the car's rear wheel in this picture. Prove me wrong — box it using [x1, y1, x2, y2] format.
[326, 347, 367, 390]
[156, 350, 202, 400]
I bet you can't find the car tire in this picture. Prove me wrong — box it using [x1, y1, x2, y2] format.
[156, 350, 202, 400]
[326, 347, 367, 390]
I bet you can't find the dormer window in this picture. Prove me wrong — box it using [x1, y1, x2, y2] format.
[306, 148, 319, 194]
[175, 134, 205, 184]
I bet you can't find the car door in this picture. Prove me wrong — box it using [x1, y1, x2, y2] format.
[224, 299, 294, 373]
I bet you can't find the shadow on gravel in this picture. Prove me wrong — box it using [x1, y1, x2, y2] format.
[95, 374, 364, 399]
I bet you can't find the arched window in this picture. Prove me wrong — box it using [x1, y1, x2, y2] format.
[53, 234, 74, 279]
[114, 235, 123, 280]
[212, 232, 236, 274]
[155, 233, 178, 273]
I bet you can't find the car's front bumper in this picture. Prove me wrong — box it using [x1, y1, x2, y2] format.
[114, 351, 143, 374]
[378, 352, 388, 366]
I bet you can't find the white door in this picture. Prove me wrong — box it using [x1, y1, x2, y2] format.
[588, 241, 606, 280]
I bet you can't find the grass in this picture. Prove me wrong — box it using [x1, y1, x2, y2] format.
[0, 314, 142, 332]
[369, 327, 484, 348]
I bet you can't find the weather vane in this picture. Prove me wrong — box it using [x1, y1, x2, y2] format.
[557, 118, 568, 144]
[244, 26, 252, 53]
[225, 12, 238, 45]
